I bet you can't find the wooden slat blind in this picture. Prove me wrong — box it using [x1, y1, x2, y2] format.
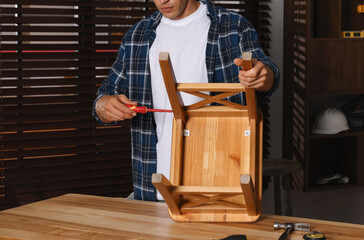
[0, 0, 273, 210]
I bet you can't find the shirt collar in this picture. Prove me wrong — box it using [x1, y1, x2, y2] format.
[150, 10, 163, 30]
[200, 0, 217, 20]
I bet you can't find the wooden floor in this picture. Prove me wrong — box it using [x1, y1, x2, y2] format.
[0, 194, 363, 239]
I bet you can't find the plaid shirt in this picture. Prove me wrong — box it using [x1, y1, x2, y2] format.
[93, 0, 280, 201]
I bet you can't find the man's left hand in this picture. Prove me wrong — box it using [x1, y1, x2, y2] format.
[234, 58, 274, 92]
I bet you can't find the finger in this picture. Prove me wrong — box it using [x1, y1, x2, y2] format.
[101, 102, 135, 121]
[240, 66, 268, 81]
[120, 105, 137, 117]
[234, 58, 243, 67]
[238, 73, 258, 84]
[235, 57, 257, 67]
[117, 94, 137, 106]
[251, 60, 264, 75]
[240, 81, 264, 89]
[247, 82, 264, 89]
[239, 67, 258, 78]
[239, 72, 265, 84]
[115, 95, 137, 116]
[240, 76, 266, 88]
[107, 111, 127, 122]
[110, 105, 135, 120]
[96, 95, 136, 122]
[98, 105, 131, 122]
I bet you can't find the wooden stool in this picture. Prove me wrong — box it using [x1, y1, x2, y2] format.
[262, 158, 302, 216]
[152, 52, 263, 222]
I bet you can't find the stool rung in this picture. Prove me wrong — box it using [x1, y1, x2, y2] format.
[177, 83, 245, 92]
[169, 186, 243, 195]
[180, 205, 248, 213]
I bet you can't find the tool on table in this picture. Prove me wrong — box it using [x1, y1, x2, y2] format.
[125, 104, 172, 114]
[303, 231, 326, 240]
[217, 235, 247, 240]
[274, 222, 310, 240]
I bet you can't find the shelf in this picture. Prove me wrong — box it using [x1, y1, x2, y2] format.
[310, 0, 364, 38]
[306, 182, 361, 192]
[284, 0, 364, 192]
[308, 41, 364, 93]
[309, 127, 364, 139]
[309, 91, 364, 96]
[309, 38, 364, 42]
[308, 137, 357, 190]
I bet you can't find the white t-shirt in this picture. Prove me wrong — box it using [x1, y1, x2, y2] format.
[149, 2, 210, 200]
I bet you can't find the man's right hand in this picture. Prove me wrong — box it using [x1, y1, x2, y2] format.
[95, 94, 137, 123]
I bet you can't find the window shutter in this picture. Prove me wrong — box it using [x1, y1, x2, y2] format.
[0, 0, 273, 209]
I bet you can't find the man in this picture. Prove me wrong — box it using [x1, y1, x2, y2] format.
[93, 0, 280, 201]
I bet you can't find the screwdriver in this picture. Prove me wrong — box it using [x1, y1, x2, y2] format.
[125, 104, 173, 114]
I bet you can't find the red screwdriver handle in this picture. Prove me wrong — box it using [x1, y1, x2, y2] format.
[125, 104, 147, 114]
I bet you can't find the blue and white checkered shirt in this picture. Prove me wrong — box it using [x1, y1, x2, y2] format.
[93, 0, 280, 201]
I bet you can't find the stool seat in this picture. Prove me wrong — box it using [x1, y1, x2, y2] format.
[262, 158, 302, 216]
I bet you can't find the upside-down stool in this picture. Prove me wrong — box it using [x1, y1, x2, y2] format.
[152, 52, 262, 222]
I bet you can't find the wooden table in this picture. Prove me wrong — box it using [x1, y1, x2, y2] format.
[0, 194, 363, 240]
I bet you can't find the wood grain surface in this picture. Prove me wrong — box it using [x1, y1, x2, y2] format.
[0, 194, 363, 240]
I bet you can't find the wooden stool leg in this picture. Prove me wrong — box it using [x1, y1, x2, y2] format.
[274, 175, 282, 215]
[152, 174, 181, 215]
[240, 174, 257, 216]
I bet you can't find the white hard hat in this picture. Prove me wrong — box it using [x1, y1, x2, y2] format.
[311, 108, 350, 134]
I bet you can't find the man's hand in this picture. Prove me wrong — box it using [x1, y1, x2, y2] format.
[95, 94, 137, 123]
[234, 58, 274, 92]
